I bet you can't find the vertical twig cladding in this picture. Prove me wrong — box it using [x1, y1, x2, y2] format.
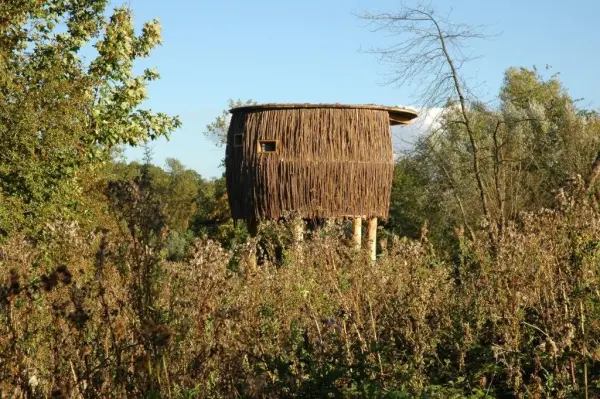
[225, 106, 406, 221]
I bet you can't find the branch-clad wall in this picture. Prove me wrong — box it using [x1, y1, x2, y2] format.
[226, 104, 417, 221]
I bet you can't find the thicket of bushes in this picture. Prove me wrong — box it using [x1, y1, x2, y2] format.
[4, 2, 600, 397]
[2, 173, 600, 398]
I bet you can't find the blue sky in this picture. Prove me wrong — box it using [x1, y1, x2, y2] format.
[123, 0, 600, 179]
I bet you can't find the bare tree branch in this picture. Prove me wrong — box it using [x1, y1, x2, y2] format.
[359, 2, 498, 249]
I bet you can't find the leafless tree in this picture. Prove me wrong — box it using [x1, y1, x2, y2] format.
[359, 2, 498, 248]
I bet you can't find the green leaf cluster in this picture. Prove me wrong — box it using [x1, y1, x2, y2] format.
[388, 67, 600, 249]
[0, 1, 181, 237]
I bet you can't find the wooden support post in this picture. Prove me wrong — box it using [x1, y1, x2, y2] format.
[246, 218, 258, 272]
[367, 217, 377, 262]
[292, 217, 304, 264]
[352, 217, 362, 250]
[293, 218, 304, 244]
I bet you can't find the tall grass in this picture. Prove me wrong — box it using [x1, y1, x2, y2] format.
[2, 178, 600, 397]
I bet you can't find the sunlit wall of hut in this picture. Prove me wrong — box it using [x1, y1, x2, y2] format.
[225, 103, 418, 259]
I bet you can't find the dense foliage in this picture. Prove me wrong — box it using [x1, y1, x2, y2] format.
[2, 1, 600, 398]
[387, 68, 600, 251]
[3, 181, 600, 397]
[0, 0, 180, 238]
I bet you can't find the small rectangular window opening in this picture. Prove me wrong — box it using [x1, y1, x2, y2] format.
[233, 134, 243, 147]
[258, 140, 278, 153]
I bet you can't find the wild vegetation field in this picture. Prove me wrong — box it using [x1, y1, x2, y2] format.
[3, 1, 600, 397]
[3, 175, 600, 397]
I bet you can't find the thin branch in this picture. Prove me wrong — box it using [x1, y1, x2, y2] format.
[360, 2, 499, 249]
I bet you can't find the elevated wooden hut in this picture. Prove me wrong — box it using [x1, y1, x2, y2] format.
[225, 103, 418, 259]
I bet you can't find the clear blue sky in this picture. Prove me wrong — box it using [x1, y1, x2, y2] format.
[123, 0, 600, 179]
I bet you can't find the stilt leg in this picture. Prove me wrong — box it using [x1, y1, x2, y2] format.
[367, 217, 377, 262]
[352, 217, 362, 250]
[293, 218, 304, 244]
[292, 217, 304, 264]
[246, 218, 258, 271]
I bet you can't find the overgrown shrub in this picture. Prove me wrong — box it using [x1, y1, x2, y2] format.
[165, 231, 194, 262]
[2, 183, 600, 397]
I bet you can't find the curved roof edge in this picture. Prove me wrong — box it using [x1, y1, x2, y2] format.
[230, 103, 419, 125]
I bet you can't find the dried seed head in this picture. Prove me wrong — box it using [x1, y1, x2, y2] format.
[68, 306, 90, 329]
[479, 375, 487, 389]
[56, 265, 72, 285]
[82, 345, 92, 356]
[135, 352, 151, 371]
[9, 269, 20, 294]
[40, 272, 59, 292]
[114, 319, 126, 341]
[144, 323, 173, 348]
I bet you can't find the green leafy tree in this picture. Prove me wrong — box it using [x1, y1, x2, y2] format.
[107, 157, 201, 233]
[386, 67, 600, 249]
[0, 1, 181, 237]
[386, 155, 447, 242]
[204, 98, 255, 147]
[191, 176, 247, 248]
[361, 4, 499, 248]
[163, 158, 200, 232]
[362, 4, 600, 248]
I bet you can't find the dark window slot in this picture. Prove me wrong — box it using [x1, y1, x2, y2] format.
[258, 140, 278, 153]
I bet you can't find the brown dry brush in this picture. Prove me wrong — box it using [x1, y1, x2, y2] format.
[3, 179, 600, 397]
